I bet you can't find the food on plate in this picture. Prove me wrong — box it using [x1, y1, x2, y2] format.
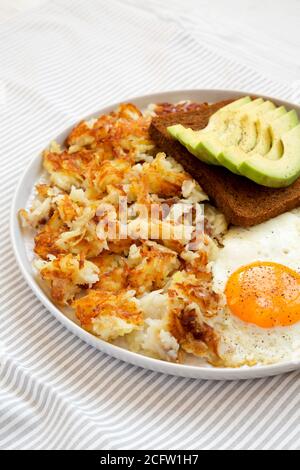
[150, 105, 300, 226]
[167, 97, 300, 188]
[209, 211, 300, 366]
[168, 97, 252, 165]
[19, 97, 300, 368]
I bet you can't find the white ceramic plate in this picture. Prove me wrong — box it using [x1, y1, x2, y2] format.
[11, 89, 300, 380]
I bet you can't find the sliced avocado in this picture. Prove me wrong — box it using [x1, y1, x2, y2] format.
[168, 124, 184, 140]
[217, 146, 246, 174]
[264, 106, 287, 122]
[239, 101, 276, 154]
[210, 104, 265, 169]
[168, 98, 252, 140]
[253, 123, 272, 155]
[206, 98, 258, 136]
[246, 104, 285, 156]
[222, 96, 252, 110]
[167, 98, 252, 165]
[194, 98, 259, 163]
[220, 101, 281, 168]
[267, 110, 299, 160]
[206, 96, 252, 131]
[249, 100, 276, 116]
[233, 98, 264, 116]
[168, 125, 221, 165]
[208, 114, 257, 170]
[168, 99, 269, 138]
[210, 96, 252, 116]
[237, 115, 258, 153]
[212, 100, 271, 157]
[195, 116, 255, 167]
[192, 137, 223, 165]
[168, 100, 300, 188]
[254, 106, 287, 157]
[168, 98, 263, 170]
[239, 124, 300, 188]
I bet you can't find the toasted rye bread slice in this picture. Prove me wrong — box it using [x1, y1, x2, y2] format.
[149, 100, 300, 227]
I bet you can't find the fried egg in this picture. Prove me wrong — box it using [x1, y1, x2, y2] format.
[211, 209, 300, 367]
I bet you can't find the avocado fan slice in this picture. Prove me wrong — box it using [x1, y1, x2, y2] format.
[167, 125, 222, 165]
[168, 98, 300, 188]
[267, 110, 299, 160]
[221, 109, 300, 185]
[168, 97, 261, 170]
[200, 100, 276, 172]
[239, 124, 300, 188]
[217, 102, 286, 173]
[167, 97, 253, 165]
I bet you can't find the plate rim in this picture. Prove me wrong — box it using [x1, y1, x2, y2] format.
[10, 88, 300, 381]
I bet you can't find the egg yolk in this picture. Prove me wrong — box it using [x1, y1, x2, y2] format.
[225, 262, 300, 328]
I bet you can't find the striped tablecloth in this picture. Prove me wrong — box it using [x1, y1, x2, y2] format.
[0, 0, 299, 450]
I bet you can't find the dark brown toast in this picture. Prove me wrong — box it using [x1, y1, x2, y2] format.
[149, 100, 300, 227]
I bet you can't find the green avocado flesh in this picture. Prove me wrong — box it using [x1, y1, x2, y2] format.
[167, 97, 300, 188]
[239, 125, 300, 187]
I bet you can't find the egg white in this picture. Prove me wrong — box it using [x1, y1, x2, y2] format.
[209, 208, 300, 367]
[210, 310, 300, 367]
[212, 209, 300, 294]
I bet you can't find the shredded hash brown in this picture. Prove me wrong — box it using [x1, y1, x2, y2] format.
[20, 102, 228, 365]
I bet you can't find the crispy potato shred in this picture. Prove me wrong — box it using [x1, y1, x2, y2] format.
[20, 102, 228, 365]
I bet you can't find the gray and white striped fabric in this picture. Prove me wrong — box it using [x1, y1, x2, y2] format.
[0, 0, 299, 450]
